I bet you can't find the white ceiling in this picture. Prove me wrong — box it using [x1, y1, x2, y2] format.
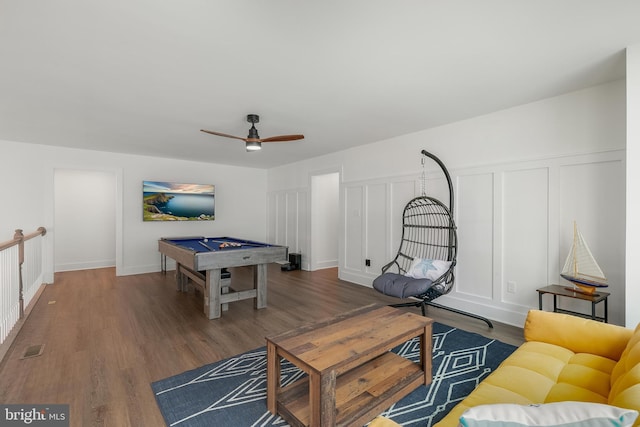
[1, 1, 640, 169]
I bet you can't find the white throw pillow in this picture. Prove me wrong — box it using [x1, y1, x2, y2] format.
[405, 258, 451, 281]
[458, 402, 639, 427]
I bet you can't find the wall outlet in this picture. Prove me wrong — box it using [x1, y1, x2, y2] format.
[507, 281, 516, 294]
[365, 259, 371, 267]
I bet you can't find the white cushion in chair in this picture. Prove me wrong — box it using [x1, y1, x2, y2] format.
[406, 258, 452, 281]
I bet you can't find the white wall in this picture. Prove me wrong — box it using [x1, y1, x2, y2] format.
[268, 80, 628, 327]
[0, 140, 268, 281]
[627, 45, 640, 328]
[54, 169, 116, 271]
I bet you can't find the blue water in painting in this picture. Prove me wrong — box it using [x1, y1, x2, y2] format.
[146, 193, 215, 218]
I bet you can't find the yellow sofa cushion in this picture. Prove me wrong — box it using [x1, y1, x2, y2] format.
[544, 354, 617, 402]
[609, 323, 640, 421]
[524, 310, 632, 361]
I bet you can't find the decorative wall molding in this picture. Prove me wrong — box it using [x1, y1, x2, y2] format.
[268, 149, 625, 326]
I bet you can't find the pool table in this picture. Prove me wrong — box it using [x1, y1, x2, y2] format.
[158, 236, 288, 319]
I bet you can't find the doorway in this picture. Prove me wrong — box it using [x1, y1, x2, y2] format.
[53, 169, 117, 272]
[310, 172, 340, 271]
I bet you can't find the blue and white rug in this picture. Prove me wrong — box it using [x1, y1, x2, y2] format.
[152, 323, 516, 427]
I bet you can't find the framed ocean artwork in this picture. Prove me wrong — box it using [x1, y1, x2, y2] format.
[143, 181, 215, 221]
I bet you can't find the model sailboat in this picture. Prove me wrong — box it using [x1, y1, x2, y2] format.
[560, 222, 608, 295]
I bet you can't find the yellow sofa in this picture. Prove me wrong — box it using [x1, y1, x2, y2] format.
[371, 309, 640, 427]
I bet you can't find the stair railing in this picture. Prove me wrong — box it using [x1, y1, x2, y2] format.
[0, 227, 47, 352]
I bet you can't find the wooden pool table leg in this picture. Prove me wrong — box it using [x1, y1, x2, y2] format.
[205, 268, 222, 319]
[175, 263, 188, 292]
[254, 263, 267, 309]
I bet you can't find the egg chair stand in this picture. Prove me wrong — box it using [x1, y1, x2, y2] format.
[372, 150, 493, 328]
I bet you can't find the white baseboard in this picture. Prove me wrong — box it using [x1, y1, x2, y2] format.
[339, 269, 375, 287]
[54, 259, 115, 272]
[117, 264, 160, 276]
[311, 259, 338, 271]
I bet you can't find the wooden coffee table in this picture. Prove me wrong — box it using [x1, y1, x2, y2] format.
[266, 304, 433, 427]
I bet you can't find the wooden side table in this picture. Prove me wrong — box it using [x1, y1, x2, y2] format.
[266, 304, 433, 427]
[536, 284, 609, 323]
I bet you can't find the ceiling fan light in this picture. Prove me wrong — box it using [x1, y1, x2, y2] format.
[246, 141, 261, 151]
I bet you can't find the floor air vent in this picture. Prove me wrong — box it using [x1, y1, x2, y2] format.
[21, 344, 44, 359]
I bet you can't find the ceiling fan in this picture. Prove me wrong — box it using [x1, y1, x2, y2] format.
[201, 114, 304, 152]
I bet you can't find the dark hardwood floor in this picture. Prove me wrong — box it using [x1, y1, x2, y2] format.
[0, 265, 523, 427]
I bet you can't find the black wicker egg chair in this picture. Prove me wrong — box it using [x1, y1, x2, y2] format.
[372, 150, 493, 328]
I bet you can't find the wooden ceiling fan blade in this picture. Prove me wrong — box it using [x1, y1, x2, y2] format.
[260, 134, 305, 142]
[200, 129, 248, 141]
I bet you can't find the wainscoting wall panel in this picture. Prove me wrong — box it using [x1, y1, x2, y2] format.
[274, 192, 286, 246]
[502, 167, 549, 308]
[365, 184, 387, 274]
[296, 191, 309, 268]
[267, 150, 625, 326]
[285, 192, 299, 252]
[456, 172, 495, 301]
[267, 193, 278, 245]
[556, 159, 625, 321]
[344, 186, 364, 272]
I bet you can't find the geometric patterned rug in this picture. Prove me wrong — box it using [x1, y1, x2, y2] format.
[151, 322, 517, 427]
